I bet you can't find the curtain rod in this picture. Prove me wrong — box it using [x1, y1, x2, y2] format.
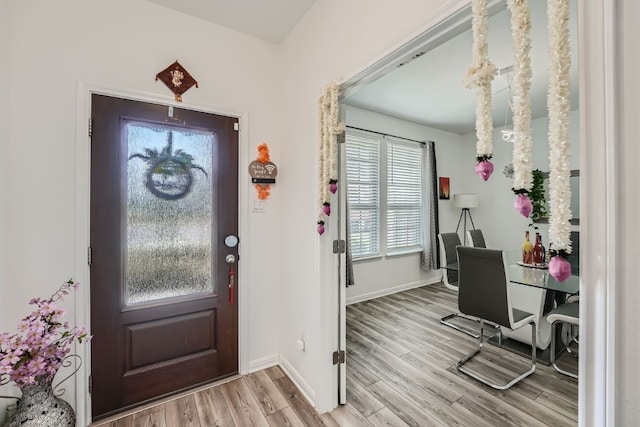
[345, 125, 426, 145]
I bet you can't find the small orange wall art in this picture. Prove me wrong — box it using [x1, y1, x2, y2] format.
[439, 177, 450, 200]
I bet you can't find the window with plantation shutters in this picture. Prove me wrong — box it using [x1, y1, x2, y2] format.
[345, 132, 380, 257]
[345, 130, 425, 259]
[386, 138, 423, 251]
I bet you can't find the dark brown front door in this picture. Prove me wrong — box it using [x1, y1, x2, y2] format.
[89, 94, 239, 419]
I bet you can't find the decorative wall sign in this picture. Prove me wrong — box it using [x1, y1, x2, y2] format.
[250, 143, 276, 200]
[249, 161, 278, 184]
[155, 60, 198, 102]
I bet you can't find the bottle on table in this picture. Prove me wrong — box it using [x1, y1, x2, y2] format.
[533, 232, 544, 265]
[522, 230, 534, 264]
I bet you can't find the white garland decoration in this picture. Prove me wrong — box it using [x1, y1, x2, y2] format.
[317, 96, 326, 222]
[317, 82, 345, 224]
[508, 0, 533, 192]
[547, 0, 572, 253]
[464, 0, 496, 158]
[328, 83, 342, 181]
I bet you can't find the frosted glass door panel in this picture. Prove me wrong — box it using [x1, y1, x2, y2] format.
[125, 124, 215, 305]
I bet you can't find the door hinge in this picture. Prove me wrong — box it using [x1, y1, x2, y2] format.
[88, 117, 93, 138]
[333, 240, 346, 254]
[87, 247, 92, 266]
[88, 375, 93, 394]
[234, 122, 239, 131]
[333, 350, 346, 365]
[337, 133, 345, 144]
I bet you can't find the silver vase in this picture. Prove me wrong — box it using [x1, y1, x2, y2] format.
[6, 381, 75, 427]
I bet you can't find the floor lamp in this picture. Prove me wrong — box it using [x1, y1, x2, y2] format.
[454, 193, 478, 245]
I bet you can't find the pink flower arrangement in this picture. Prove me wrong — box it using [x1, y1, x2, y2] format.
[0, 279, 90, 388]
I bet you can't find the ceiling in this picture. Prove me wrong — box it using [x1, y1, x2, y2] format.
[146, 0, 578, 136]
[146, 0, 317, 44]
[342, 0, 579, 135]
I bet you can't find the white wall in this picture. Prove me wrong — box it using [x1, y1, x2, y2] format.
[0, 0, 282, 421]
[0, 1, 11, 423]
[342, 105, 461, 303]
[617, 0, 640, 422]
[461, 110, 581, 251]
[278, 0, 472, 411]
[0, 0, 8, 307]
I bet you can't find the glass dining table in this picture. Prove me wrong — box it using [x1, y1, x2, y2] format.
[445, 249, 580, 295]
[445, 249, 580, 364]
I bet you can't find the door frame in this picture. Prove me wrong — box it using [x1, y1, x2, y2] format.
[330, 0, 617, 423]
[74, 83, 250, 425]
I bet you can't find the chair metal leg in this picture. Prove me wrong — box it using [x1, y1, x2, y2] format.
[440, 312, 481, 339]
[550, 320, 579, 379]
[564, 324, 579, 357]
[457, 319, 537, 390]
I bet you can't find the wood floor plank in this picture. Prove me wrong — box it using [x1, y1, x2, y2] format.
[535, 391, 579, 423]
[364, 296, 404, 314]
[348, 317, 412, 357]
[192, 389, 225, 427]
[113, 419, 134, 427]
[221, 378, 270, 427]
[163, 394, 201, 427]
[265, 365, 286, 381]
[345, 373, 385, 417]
[246, 370, 290, 416]
[345, 355, 381, 387]
[132, 406, 167, 427]
[328, 403, 374, 426]
[274, 376, 339, 427]
[265, 406, 306, 427]
[367, 407, 411, 427]
[350, 306, 406, 334]
[207, 386, 237, 426]
[452, 394, 548, 427]
[367, 380, 443, 427]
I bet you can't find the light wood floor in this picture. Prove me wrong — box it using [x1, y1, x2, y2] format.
[93, 283, 578, 426]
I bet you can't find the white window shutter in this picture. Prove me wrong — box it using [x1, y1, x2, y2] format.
[345, 132, 380, 257]
[386, 138, 423, 251]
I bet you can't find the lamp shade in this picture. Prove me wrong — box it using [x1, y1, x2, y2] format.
[454, 193, 478, 209]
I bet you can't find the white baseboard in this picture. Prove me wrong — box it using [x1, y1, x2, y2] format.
[346, 278, 440, 305]
[278, 356, 316, 408]
[246, 354, 280, 374]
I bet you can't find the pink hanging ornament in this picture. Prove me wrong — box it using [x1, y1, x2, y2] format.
[475, 160, 494, 181]
[329, 180, 338, 194]
[514, 194, 533, 218]
[317, 221, 325, 235]
[322, 202, 331, 216]
[549, 255, 572, 282]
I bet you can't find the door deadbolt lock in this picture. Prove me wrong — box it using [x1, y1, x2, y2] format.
[225, 254, 236, 264]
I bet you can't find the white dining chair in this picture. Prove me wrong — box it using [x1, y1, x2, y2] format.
[546, 302, 579, 378]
